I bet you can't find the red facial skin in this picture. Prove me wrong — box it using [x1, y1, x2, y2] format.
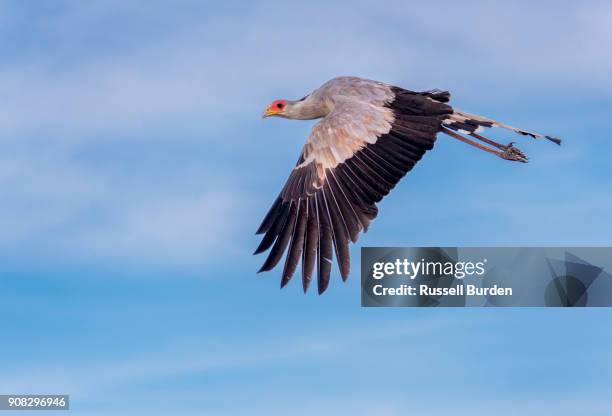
[269, 100, 287, 113]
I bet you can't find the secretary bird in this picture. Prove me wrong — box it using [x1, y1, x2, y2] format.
[255, 76, 560, 294]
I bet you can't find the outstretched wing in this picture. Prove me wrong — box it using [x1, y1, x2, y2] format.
[255, 86, 452, 294]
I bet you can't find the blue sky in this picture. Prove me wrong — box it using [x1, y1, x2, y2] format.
[1, 1, 611, 415]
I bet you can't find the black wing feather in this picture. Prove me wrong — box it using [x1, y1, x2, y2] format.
[322, 180, 351, 280]
[281, 199, 308, 287]
[257, 202, 297, 272]
[302, 197, 318, 292]
[315, 192, 333, 294]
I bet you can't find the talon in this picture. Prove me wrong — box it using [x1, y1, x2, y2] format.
[501, 144, 528, 163]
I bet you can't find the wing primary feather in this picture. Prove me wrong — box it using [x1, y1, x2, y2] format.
[362, 146, 405, 178]
[388, 130, 434, 152]
[349, 154, 393, 194]
[351, 153, 394, 186]
[301, 166, 312, 196]
[302, 197, 318, 292]
[392, 124, 437, 146]
[253, 201, 290, 255]
[327, 169, 362, 242]
[396, 113, 446, 128]
[365, 144, 405, 170]
[345, 157, 387, 195]
[315, 192, 333, 294]
[335, 165, 376, 206]
[340, 160, 384, 203]
[292, 171, 306, 200]
[322, 181, 350, 280]
[394, 118, 439, 134]
[372, 139, 419, 168]
[281, 199, 307, 287]
[358, 147, 403, 182]
[333, 167, 377, 232]
[256, 196, 282, 235]
[386, 132, 428, 154]
[257, 201, 297, 272]
[322, 171, 351, 239]
[281, 167, 303, 200]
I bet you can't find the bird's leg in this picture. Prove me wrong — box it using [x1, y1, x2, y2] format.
[468, 131, 507, 150]
[469, 131, 528, 163]
[441, 127, 528, 163]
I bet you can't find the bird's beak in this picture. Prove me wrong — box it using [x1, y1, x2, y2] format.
[262, 107, 278, 119]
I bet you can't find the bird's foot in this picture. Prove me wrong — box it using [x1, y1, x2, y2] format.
[500, 142, 528, 163]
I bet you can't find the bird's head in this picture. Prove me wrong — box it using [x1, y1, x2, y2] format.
[262, 99, 288, 118]
[262, 95, 322, 120]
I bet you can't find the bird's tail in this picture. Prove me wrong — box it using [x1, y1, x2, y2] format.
[443, 110, 562, 145]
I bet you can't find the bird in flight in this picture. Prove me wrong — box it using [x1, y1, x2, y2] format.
[255, 76, 560, 294]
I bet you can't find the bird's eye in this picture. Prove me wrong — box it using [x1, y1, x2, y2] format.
[277, 102, 284, 109]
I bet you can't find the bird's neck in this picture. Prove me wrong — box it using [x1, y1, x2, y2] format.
[285, 97, 328, 120]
